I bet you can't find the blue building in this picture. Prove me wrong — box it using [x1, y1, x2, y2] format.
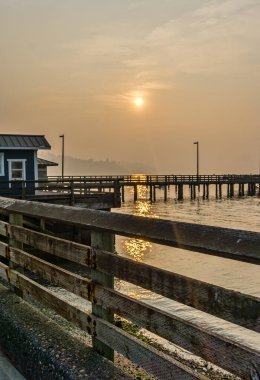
[0, 134, 51, 196]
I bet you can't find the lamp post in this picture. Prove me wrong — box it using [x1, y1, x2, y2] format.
[59, 134, 64, 179]
[193, 141, 199, 181]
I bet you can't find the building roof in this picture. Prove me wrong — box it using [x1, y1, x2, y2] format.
[37, 158, 58, 166]
[0, 134, 51, 150]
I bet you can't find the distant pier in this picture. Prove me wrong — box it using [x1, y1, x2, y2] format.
[48, 174, 260, 202]
[0, 174, 259, 205]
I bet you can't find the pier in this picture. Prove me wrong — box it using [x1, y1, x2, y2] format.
[0, 197, 259, 379]
[48, 174, 260, 202]
[1, 174, 259, 206]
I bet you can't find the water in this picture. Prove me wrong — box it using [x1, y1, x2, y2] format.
[114, 185, 260, 299]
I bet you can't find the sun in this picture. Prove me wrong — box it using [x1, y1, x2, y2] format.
[133, 97, 144, 108]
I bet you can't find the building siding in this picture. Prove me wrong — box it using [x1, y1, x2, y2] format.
[0, 150, 36, 195]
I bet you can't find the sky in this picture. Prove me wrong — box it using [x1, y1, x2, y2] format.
[0, 0, 260, 174]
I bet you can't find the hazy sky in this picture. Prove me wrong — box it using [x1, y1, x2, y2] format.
[0, 0, 260, 173]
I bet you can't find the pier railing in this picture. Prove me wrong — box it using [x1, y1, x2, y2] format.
[0, 178, 121, 206]
[48, 173, 260, 184]
[0, 197, 259, 379]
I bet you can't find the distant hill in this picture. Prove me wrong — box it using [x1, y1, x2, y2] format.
[40, 154, 154, 176]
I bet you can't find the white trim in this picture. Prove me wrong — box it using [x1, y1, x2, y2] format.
[0, 153, 4, 176]
[7, 159, 27, 187]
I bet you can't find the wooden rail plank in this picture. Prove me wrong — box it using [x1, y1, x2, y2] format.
[0, 197, 259, 262]
[95, 319, 206, 380]
[5, 226, 260, 330]
[8, 270, 93, 334]
[8, 247, 91, 299]
[94, 285, 260, 378]
[0, 221, 8, 237]
[0, 241, 8, 258]
[0, 261, 8, 281]
[94, 250, 260, 331]
[8, 225, 92, 266]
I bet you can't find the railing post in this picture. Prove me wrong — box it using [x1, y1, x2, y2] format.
[9, 213, 24, 296]
[70, 181, 75, 206]
[91, 230, 115, 361]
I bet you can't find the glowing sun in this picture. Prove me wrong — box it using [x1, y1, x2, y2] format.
[133, 97, 144, 107]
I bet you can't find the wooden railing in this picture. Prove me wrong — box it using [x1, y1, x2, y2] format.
[0, 197, 259, 379]
[48, 174, 260, 184]
[0, 178, 120, 201]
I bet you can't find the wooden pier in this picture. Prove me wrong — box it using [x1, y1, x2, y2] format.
[0, 197, 259, 379]
[48, 174, 260, 202]
[0, 178, 121, 210]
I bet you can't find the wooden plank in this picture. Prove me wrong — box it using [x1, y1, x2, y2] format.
[7, 225, 260, 330]
[0, 261, 8, 281]
[0, 221, 8, 237]
[8, 270, 93, 334]
[0, 241, 8, 259]
[95, 318, 206, 380]
[0, 197, 259, 262]
[9, 247, 91, 299]
[94, 250, 260, 331]
[94, 285, 260, 378]
[9, 225, 92, 266]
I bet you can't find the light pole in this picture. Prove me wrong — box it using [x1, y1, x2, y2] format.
[193, 141, 199, 181]
[59, 134, 64, 179]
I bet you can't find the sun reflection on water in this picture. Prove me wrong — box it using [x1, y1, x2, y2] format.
[124, 176, 158, 262]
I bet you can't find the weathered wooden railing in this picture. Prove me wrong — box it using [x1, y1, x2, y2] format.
[0, 178, 121, 206]
[49, 174, 260, 185]
[47, 174, 260, 201]
[0, 197, 259, 379]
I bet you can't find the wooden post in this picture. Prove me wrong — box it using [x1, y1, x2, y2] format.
[70, 181, 75, 206]
[134, 184, 138, 202]
[149, 185, 153, 202]
[113, 180, 121, 206]
[177, 184, 183, 200]
[121, 185, 125, 203]
[219, 184, 222, 198]
[164, 185, 167, 202]
[91, 231, 115, 361]
[9, 213, 24, 296]
[153, 186, 156, 202]
[203, 184, 206, 199]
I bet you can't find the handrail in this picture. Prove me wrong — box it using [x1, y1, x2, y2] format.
[0, 197, 259, 379]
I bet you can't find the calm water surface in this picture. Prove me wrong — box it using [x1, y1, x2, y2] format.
[114, 185, 260, 299]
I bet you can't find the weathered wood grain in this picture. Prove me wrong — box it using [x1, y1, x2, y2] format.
[0, 261, 8, 281]
[0, 197, 259, 262]
[95, 318, 206, 380]
[91, 230, 114, 361]
[8, 270, 93, 334]
[9, 247, 91, 299]
[95, 285, 260, 378]
[6, 225, 260, 330]
[94, 250, 260, 331]
[0, 221, 8, 237]
[8, 225, 92, 266]
[0, 241, 8, 259]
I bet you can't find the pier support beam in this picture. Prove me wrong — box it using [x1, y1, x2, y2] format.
[177, 184, 183, 200]
[134, 185, 138, 202]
